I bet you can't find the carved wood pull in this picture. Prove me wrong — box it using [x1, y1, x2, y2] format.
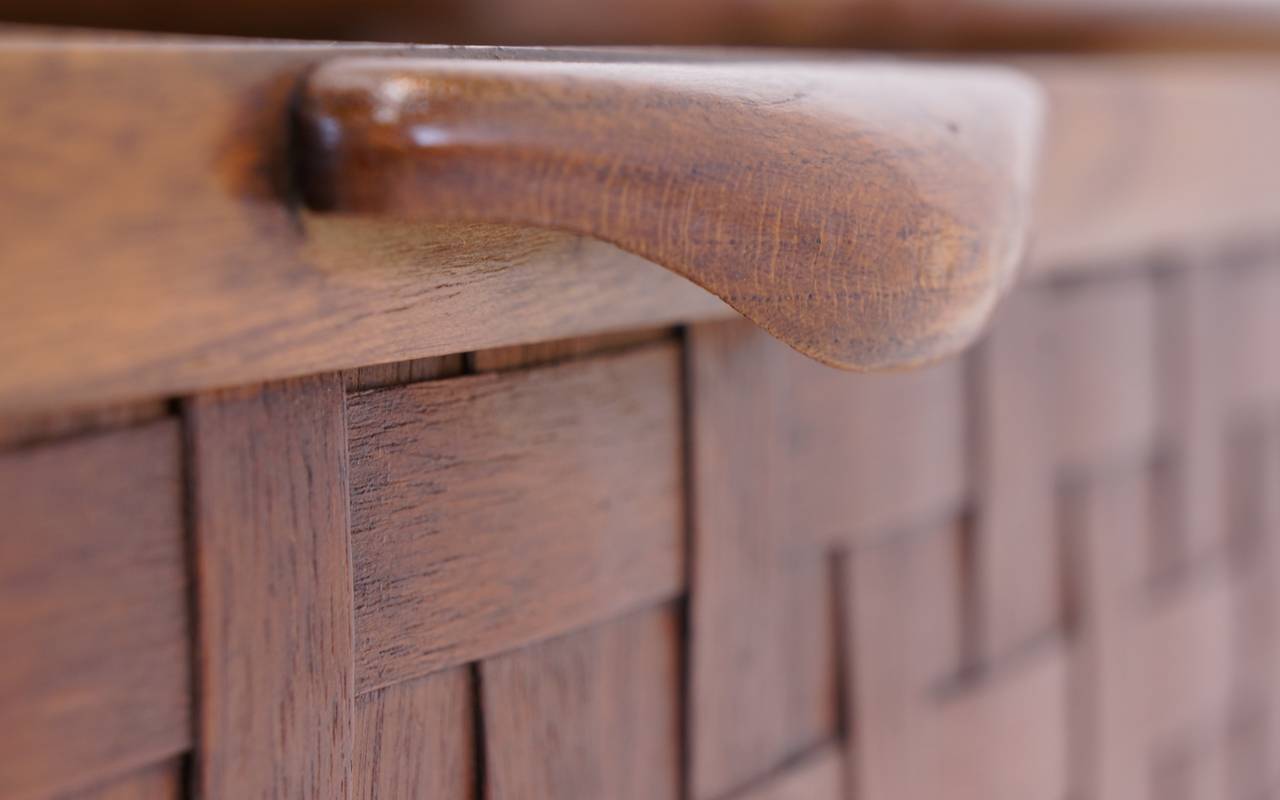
[296, 56, 1043, 370]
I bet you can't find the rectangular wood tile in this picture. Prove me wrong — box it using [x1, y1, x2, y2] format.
[1219, 261, 1280, 415]
[355, 668, 474, 800]
[1144, 572, 1234, 750]
[844, 514, 1067, 800]
[348, 343, 684, 692]
[1050, 275, 1158, 469]
[686, 321, 839, 800]
[1066, 469, 1152, 800]
[925, 646, 1070, 800]
[974, 287, 1062, 660]
[842, 519, 973, 800]
[1154, 262, 1226, 564]
[0, 422, 190, 800]
[783, 342, 969, 543]
[188, 375, 355, 800]
[60, 759, 185, 800]
[0, 398, 169, 450]
[479, 605, 681, 800]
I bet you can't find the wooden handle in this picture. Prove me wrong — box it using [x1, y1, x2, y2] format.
[296, 56, 1043, 370]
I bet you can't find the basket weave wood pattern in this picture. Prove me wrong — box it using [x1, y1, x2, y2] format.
[3, 244, 1278, 799]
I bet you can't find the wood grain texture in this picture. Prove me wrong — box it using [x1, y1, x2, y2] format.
[345, 354, 466, 391]
[841, 521, 966, 800]
[843, 524, 1069, 800]
[354, 668, 474, 800]
[686, 320, 839, 800]
[0, 422, 190, 800]
[0, 40, 733, 415]
[348, 344, 684, 693]
[782, 343, 969, 543]
[3, 41, 1280, 412]
[1026, 56, 1280, 276]
[61, 760, 186, 800]
[0, 398, 169, 449]
[300, 56, 1042, 371]
[479, 605, 681, 800]
[187, 374, 355, 800]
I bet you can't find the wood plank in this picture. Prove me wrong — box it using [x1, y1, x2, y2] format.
[973, 286, 1061, 660]
[187, 374, 355, 800]
[842, 520, 972, 800]
[1050, 274, 1158, 470]
[727, 745, 844, 800]
[0, 422, 190, 800]
[1154, 261, 1226, 567]
[0, 41, 732, 415]
[1066, 469, 1152, 800]
[354, 668, 474, 800]
[1225, 417, 1280, 798]
[686, 321, 839, 800]
[843, 513, 1067, 800]
[62, 759, 185, 800]
[783, 345, 970, 544]
[1027, 56, 1280, 276]
[924, 646, 1070, 800]
[1144, 573, 1234, 749]
[4, 44, 1280, 413]
[348, 344, 684, 692]
[0, 398, 169, 450]
[1218, 261, 1280, 416]
[479, 605, 681, 800]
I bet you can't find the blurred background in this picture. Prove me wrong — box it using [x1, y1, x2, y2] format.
[4, 0, 1280, 50]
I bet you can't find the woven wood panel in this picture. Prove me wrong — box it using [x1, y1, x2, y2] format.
[1, 254, 1278, 798]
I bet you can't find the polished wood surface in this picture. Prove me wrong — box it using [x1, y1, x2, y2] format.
[299, 57, 1042, 371]
[0, 40, 731, 416]
[2, 14, 1280, 800]
[1, 40, 1279, 410]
